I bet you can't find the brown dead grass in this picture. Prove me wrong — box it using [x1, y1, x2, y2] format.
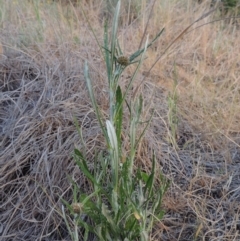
[1, 0, 240, 240]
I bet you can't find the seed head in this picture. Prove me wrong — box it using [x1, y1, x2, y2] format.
[72, 203, 83, 214]
[117, 56, 129, 66]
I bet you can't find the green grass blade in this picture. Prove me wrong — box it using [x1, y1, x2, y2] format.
[116, 39, 123, 56]
[125, 218, 138, 238]
[110, 0, 121, 74]
[154, 174, 170, 212]
[74, 148, 85, 160]
[136, 95, 143, 122]
[74, 149, 98, 186]
[156, 210, 165, 221]
[140, 171, 149, 184]
[73, 182, 78, 202]
[115, 85, 123, 149]
[104, 21, 111, 85]
[144, 152, 155, 197]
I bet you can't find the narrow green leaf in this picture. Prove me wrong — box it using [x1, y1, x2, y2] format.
[125, 218, 137, 237]
[122, 158, 131, 193]
[136, 95, 143, 122]
[156, 210, 165, 220]
[144, 153, 155, 197]
[104, 21, 111, 84]
[74, 149, 98, 186]
[74, 154, 98, 186]
[80, 194, 99, 212]
[115, 85, 123, 147]
[140, 171, 149, 184]
[77, 219, 95, 241]
[73, 182, 78, 202]
[74, 148, 84, 159]
[116, 39, 123, 56]
[110, 0, 121, 73]
[154, 175, 170, 212]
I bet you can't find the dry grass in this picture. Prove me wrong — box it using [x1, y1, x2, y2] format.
[0, 0, 240, 240]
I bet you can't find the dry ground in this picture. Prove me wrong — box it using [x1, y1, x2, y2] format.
[1, 0, 240, 240]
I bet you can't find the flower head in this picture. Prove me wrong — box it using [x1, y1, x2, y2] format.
[117, 55, 129, 66]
